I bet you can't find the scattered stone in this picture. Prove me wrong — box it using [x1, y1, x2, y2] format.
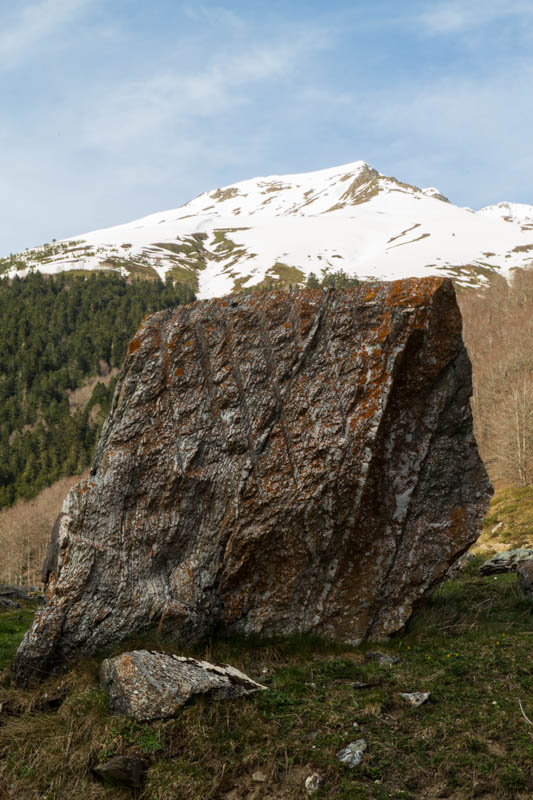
[516, 559, 533, 600]
[305, 772, 323, 795]
[365, 651, 401, 665]
[94, 755, 146, 788]
[336, 739, 367, 768]
[13, 280, 492, 685]
[400, 692, 430, 706]
[353, 680, 379, 689]
[252, 771, 267, 783]
[100, 650, 266, 721]
[479, 549, 533, 576]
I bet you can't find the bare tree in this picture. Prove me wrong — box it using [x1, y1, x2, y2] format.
[459, 268, 533, 486]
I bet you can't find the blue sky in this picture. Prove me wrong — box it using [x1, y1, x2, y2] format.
[1, 0, 533, 255]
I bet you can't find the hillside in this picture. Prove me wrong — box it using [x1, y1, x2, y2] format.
[0, 272, 194, 510]
[2, 162, 533, 297]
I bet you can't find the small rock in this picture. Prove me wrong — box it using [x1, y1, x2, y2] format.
[305, 772, 323, 795]
[252, 771, 267, 783]
[365, 651, 400, 664]
[479, 549, 533, 576]
[400, 692, 430, 706]
[353, 680, 378, 689]
[517, 559, 533, 600]
[94, 755, 146, 788]
[336, 738, 367, 768]
[491, 522, 504, 535]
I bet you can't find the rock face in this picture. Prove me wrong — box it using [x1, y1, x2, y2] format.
[100, 650, 266, 720]
[13, 279, 492, 685]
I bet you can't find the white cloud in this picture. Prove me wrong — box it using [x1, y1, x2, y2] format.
[419, 0, 533, 34]
[0, 0, 91, 66]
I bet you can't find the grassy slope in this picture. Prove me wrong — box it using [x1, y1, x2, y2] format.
[475, 486, 533, 553]
[0, 557, 532, 800]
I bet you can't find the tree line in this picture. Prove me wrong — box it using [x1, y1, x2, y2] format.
[0, 271, 194, 508]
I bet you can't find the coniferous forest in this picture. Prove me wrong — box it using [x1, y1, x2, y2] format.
[0, 271, 195, 509]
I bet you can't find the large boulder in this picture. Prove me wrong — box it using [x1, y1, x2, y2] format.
[12, 279, 492, 685]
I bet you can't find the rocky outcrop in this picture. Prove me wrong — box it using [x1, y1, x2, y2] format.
[12, 279, 492, 685]
[100, 651, 266, 720]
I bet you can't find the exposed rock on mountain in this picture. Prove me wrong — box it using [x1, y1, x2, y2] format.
[2, 161, 533, 296]
[12, 278, 492, 685]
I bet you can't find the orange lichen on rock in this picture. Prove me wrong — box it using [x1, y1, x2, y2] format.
[12, 279, 492, 686]
[128, 338, 141, 355]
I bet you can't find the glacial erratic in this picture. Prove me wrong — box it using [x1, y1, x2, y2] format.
[12, 279, 492, 685]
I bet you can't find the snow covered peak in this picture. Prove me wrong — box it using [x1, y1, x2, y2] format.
[170, 160, 448, 221]
[2, 160, 533, 298]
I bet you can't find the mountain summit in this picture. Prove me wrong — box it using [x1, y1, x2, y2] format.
[3, 161, 533, 297]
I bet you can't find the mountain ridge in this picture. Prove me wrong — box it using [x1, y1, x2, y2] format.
[2, 160, 533, 297]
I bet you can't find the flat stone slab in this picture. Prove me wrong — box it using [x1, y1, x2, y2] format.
[100, 650, 266, 721]
[479, 549, 533, 576]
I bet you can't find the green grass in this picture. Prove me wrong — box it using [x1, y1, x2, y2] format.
[0, 603, 36, 671]
[0, 560, 532, 798]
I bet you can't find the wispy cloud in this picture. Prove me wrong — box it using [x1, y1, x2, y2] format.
[79, 28, 330, 150]
[356, 64, 533, 205]
[0, 0, 91, 66]
[419, 0, 533, 34]
[182, 4, 246, 32]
